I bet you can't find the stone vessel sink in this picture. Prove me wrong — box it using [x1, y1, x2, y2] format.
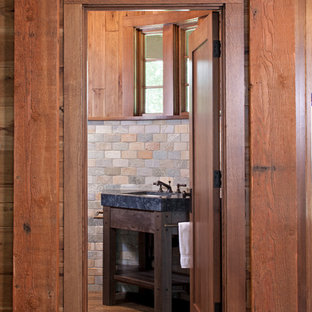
[101, 190, 191, 212]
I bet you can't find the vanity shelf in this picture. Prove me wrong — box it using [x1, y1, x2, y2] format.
[115, 265, 189, 290]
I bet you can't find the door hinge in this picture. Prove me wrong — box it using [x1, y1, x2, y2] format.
[213, 40, 221, 58]
[213, 170, 222, 188]
[214, 302, 222, 312]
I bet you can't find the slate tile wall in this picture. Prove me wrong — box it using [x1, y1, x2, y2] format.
[88, 119, 190, 291]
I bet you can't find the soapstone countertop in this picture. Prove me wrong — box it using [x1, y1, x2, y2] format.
[101, 190, 191, 212]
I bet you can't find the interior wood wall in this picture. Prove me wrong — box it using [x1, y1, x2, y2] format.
[14, 0, 60, 310]
[87, 11, 155, 119]
[0, 0, 64, 311]
[87, 11, 120, 118]
[59, 0, 65, 310]
[0, 0, 14, 310]
[250, 0, 309, 311]
[305, 0, 312, 310]
[2, 1, 310, 311]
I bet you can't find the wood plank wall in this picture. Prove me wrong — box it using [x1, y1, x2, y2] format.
[1, 0, 310, 311]
[87, 11, 146, 118]
[250, 0, 307, 311]
[64, 4, 86, 311]
[0, 0, 14, 310]
[305, 0, 312, 310]
[87, 10, 170, 119]
[59, 0, 65, 310]
[14, 0, 60, 311]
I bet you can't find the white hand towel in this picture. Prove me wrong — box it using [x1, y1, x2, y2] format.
[178, 222, 193, 269]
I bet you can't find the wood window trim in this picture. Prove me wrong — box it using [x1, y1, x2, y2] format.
[122, 10, 210, 27]
[134, 29, 145, 115]
[125, 21, 188, 117]
[63, 3, 246, 312]
[134, 24, 179, 116]
[123, 11, 212, 118]
[178, 25, 197, 115]
[88, 115, 190, 121]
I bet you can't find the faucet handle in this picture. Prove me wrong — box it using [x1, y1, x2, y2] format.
[176, 183, 187, 193]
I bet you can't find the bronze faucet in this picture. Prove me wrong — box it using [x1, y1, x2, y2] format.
[153, 180, 173, 193]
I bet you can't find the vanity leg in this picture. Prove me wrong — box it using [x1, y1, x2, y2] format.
[103, 206, 116, 305]
[138, 233, 151, 299]
[138, 232, 147, 270]
[154, 212, 172, 312]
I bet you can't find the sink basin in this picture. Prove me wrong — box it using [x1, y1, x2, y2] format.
[101, 190, 190, 212]
[121, 191, 172, 197]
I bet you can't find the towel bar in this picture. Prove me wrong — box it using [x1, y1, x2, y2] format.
[164, 224, 178, 228]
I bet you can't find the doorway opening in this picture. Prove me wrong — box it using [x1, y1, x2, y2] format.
[86, 9, 221, 311]
[63, 3, 245, 312]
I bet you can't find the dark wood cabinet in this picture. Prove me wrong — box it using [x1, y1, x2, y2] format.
[101, 206, 189, 312]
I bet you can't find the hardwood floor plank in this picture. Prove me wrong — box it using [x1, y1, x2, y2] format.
[88, 292, 153, 312]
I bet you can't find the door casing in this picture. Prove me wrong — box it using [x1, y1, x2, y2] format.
[63, 2, 245, 311]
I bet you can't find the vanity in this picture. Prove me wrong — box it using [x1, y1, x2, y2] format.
[100, 189, 191, 312]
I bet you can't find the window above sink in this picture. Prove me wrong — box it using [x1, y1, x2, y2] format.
[87, 10, 209, 120]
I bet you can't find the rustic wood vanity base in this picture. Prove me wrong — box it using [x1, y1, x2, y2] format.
[102, 205, 189, 312]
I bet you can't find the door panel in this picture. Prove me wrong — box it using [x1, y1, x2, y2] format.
[189, 13, 221, 312]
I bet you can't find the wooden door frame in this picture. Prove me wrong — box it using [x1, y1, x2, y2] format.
[64, 1, 245, 311]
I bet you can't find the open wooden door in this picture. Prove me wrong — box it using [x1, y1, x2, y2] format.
[189, 13, 221, 312]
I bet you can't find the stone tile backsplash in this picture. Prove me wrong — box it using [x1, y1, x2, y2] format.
[88, 119, 190, 292]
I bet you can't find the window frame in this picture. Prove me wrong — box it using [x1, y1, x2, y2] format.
[136, 29, 165, 115]
[179, 24, 197, 115]
[122, 11, 209, 118]
[135, 23, 189, 117]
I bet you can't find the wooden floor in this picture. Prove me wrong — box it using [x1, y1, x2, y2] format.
[88, 292, 154, 312]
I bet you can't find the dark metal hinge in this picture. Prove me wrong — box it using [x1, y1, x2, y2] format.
[214, 302, 222, 312]
[213, 40, 221, 58]
[213, 170, 222, 188]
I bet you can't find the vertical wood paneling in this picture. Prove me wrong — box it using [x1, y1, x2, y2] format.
[0, 0, 14, 309]
[250, 0, 306, 310]
[64, 4, 88, 312]
[105, 11, 119, 32]
[122, 25, 135, 116]
[305, 0, 312, 310]
[87, 11, 106, 118]
[14, 0, 60, 311]
[105, 30, 120, 116]
[87, 11, 125, 118]
[296, 0, 306, 310]
[59, 1, 65, 310]
[223, 4, 245, 312]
